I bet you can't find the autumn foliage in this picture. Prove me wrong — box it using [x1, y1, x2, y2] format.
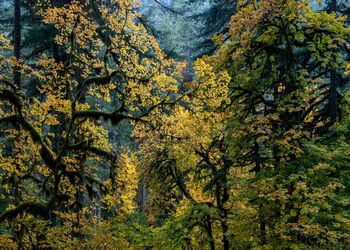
[0, 0, 350, 249]
[0, 0, 180, 247]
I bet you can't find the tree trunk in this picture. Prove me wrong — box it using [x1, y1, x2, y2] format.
[329, 71, 337, 125]
[142, 186, 147, 207]
[205, 216, 215, 250]
[13, 0, 21, 87]
[13, 1, 22, 246]
[260, 214, 266, 245]
[222, 219, 230, 250]
[219, 170, 230, 250]
[327, 0, 337, 125]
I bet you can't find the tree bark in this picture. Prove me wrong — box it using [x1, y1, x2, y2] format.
[329, 71, 337, 125]
[327, 0, 337, 125]
[205, 216, 215, 250]
[13, 0, 21, 87]
[222, 219, 230, 250]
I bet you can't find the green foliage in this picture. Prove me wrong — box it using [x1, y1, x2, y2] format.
[134, 0, 350, 249]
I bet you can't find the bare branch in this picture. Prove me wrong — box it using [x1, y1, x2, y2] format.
[153, 0, 182, 15]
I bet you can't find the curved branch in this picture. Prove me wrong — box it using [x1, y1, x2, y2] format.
[153, 0, 182, 15]
[0, 89, 22, 111]
[73, 109, 128, 126]
[0, 79, 19, 92]
[0, 202, 49, 223]
[0, 114, 56, 168]
[74, 71, 118, 104]
[67, 143, 116, 161]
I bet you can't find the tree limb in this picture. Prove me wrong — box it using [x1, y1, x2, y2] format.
[0, 202, 49, 223]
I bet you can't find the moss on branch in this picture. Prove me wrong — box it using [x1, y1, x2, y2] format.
[0, 114, 56, 168]
[73, 110, 127, 126]
[67, 142, 116, 161]
[84, 70, 117, 86]
[0, 89, 22, 112]
[0, 202, 49, 223]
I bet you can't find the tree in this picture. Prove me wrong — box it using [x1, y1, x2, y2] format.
[209, 0, 349, 247]
[135, 58, 232, 249]
[0, 0, 180, 247]
[135, 0, 350, 248]
[13, 0, 21, 87]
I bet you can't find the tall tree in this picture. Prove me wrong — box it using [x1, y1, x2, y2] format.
[13, 0, 20, 87]
[327, 0, 340, 125]
[0, 0, 180, 247]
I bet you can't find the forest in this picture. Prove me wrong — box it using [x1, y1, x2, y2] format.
[0, 0, 349, 249]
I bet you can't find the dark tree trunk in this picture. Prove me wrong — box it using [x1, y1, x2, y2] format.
[205, 216, 215, 250]
[329, 71, 337, 125]
[260, 218, 267, 245]
[13, 0, 21, 87]
[222, 218, 230, 250]
[219, 170, 230, 250]
[327, 0, 337, 125]
[13, 1, 22, 246]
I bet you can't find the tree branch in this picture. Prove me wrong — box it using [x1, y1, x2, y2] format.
[0, 202, 49, 223]
[153, 0, 182, 15]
